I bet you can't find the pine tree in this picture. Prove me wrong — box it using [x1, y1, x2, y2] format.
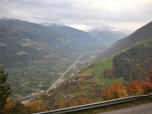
[0, 66, 12, 111]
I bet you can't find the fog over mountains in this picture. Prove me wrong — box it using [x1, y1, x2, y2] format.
[98, 21, 152, 59]
[45, 24, 99, 45]
[87, 28, 128, 45]
[44, 23, 131, 46]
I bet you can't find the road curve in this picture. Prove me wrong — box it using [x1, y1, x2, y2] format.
[99, 102, 152, 114]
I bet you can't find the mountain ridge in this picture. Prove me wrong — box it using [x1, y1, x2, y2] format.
[45, 24, 99, 44]
[99, 21, 152, 59]
[0, 19, 81, 68]
[42, 21, 152, 108]
[88, 29, 128, 45]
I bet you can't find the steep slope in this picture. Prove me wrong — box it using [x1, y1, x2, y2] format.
[0, 25, 43, 68]
[45, 24, 99, 44]
[109, 39, 152, 81]
[88, 29, 127, 45]
[99, 21, 152, 59]
[0, 19, 81, 68]
[44, 21, 152, 107]
[76, 39, 152, 82]
[0, 19, 80, 51]
[44, 38, 152, 109]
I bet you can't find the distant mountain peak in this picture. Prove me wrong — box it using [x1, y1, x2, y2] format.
[46, 24, 99, 44]
[42, 23, 64, 27]
[87, 28, 128, 45]
[98, 20, 152, 59]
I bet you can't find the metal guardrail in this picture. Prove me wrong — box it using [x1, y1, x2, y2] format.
[33, 93, 152, 114]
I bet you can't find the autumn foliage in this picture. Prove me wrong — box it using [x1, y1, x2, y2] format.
[140, 71, 152, 94]
[1, 71, 152, 114]
[128, 70, 152, 95]
[128, 80, 143, 95]
[0, 99, 12, 113]
[102, 81, 128, 100]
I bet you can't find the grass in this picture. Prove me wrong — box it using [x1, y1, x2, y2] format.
[73, 39, 152, 84]
[71, 91, 82, 96]
[90, 75, 124, 89]
[114, 77, 124, 82]
[45, 53, 59, 58]
[83, 84, 90, 89]
[134, 39, 152, 47]
[71, 55, 125, 94]
[57, 38, 71, 45]
[120, 39, 152, 54]
[77, 39, 152, 91]
[20, 41, 38, 47]
[0, 42, 6, 46]
[7, 65, 55, 99]
[6, 51, 94, 101]
[21, 41, 44, 50]
[16, 51, 30, 55]
[82, 89, 91, 95]
[68, 96, 152, 114]
[71, 89, 91, 96]
[73, 56, 114, 86]
[73, 73, 89, 79]
[84, 56, 113, 76]
[34, 47, 44, 50]
[48, 92, 53, 95]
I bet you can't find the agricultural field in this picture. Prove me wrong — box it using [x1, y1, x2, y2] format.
[84, 56, 113, 76]
[20, 41, 40, 47]
[0, 42, 6, 46]
[16, 51, 30, 55]
[72, 55, 124, 90]
[6, 50, 100, 100]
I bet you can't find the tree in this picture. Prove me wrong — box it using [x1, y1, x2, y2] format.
[102, 81, 128, 100]
[141, 70, 152, 94]
[0, 66, 12, 112]
[128, 80, 143, 95]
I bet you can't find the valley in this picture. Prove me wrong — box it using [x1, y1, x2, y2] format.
[1, 18, 152, 114]
[5, 48, 104, 102]
[38, 21, 152, 110]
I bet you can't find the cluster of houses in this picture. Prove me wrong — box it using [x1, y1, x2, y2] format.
[26, 90, 45, 98]
[22, 39, 30, 42]
[22, 83, 45, 105]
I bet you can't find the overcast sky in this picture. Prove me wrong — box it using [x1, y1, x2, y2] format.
[0, 0, 152, 32]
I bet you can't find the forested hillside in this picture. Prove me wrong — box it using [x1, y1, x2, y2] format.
[42, 38, 152, 109]
[0, 19, 81, 68]
[99, 21, 152, 59]
[0, 19, 107, 103]
[0, 25, 42, 68]
[46, 24, 98, 44]
[104, 39, 152, 81]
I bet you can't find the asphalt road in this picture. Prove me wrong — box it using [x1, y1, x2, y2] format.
[46, 53, 84, 92]
[99, 103, 152, 114]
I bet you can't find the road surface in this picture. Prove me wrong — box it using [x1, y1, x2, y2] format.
[99, 102, 152, 114]
[46, 53, 84, 92]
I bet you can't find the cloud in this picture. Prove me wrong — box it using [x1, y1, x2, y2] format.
[0, 0, 152, 31]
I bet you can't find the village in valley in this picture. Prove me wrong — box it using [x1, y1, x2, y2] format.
[7, 50, 103, 105]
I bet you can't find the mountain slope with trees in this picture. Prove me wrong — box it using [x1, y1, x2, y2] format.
[46, 24, 99, 44]
[0, 19, 81, 68]
[41, 39, 152, 110]
[40, 21, 152, 109]
[99, 21, 152, 59]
